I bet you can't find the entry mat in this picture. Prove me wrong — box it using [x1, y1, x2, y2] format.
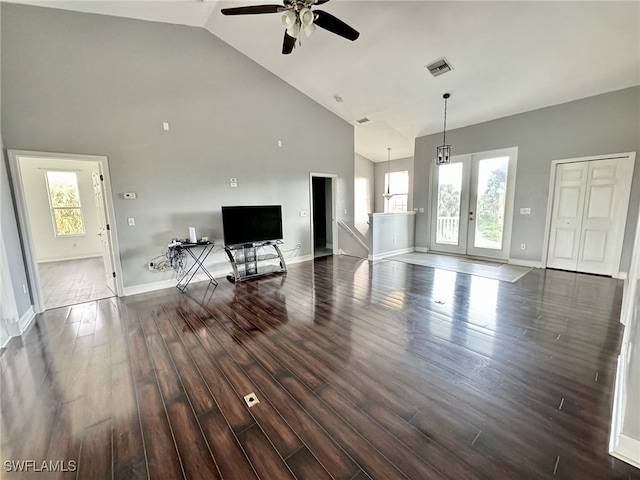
[387, 252, 533, 283]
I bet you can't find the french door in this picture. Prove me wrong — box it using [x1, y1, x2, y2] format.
[430, 148, 517, 260]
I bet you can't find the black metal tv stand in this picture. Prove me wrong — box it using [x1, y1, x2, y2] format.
[224, 241, 287, 283]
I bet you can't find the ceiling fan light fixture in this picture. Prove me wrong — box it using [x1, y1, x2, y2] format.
[287, 21, 301, 39]
[300, 8, 316, 36]
[281, 10, 296, 28]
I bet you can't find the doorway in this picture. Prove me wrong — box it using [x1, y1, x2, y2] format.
[545, 153, 635, 277]
[310, 174, 337, 258]
[8, 150, 122, 312]
[430, 147, 518, 260]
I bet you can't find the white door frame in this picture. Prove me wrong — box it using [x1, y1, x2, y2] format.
[309, 172, 338, 255]
[8, 150, 124, 313]
[542, 151, 636, 278]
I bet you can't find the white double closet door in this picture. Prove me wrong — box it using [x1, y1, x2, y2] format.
[546, 155, 634, 276]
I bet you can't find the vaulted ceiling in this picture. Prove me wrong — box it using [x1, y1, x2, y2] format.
[13, 1, 640, 161]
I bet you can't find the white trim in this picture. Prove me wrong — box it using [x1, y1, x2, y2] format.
[415, 246, 429, 253]
[542, 151, 636, 273]
[508, 258, 543, 268]
[38, 254, 103, 263]
[610, 434, 640, 470]
[124, 278, 183, 297]
[368, 247, 415, 261]
[18, 306, 36, 334]
[615, 271, 628, 280]
[8, 150, 124, 313]
[123, 254, 315, 296]
[309, 173, 339, 256]
[290, 254, 314, 265]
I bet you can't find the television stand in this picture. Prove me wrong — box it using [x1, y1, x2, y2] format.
[224, 241, 287, 283]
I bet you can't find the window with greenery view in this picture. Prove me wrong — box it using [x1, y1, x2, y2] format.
[46, 171, 85, 237]
[384, 170, 409, 213]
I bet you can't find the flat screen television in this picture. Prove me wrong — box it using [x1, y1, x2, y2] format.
[221, 205, 283, 246]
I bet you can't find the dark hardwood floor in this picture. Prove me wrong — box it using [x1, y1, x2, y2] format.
[2, 255, 639, 479]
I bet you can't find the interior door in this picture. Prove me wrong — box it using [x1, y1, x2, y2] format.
[547, 157, 633, 275]
[92, 171, 116, 294]
[546, 162, 588, 271]
[431, 148, 517, 260]
[578, 159, 627, 274]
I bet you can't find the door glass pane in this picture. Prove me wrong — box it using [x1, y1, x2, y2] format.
[474, 157, 508, 249]
[436, 163, 462, 245]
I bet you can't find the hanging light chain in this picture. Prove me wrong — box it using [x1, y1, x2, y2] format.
[442, 92, 450, 145]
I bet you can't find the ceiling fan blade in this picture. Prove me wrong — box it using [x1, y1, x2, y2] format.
[313, 10, 359, 41]
[221, 5, 284, 15]
[282, 31, 296, 54]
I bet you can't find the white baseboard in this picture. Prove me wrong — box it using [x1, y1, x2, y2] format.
[415, 246, 429, 253]
[610, 433, 640, 470]
[288, 254, 314, 265]
[123, 255, 315, 296]
[508, 258, 543, 268]
[616, 271, 628, 280]
[19, 306, 36, 333]
[368, 247, 415, 262]
[123, 268, 231, 296]
[2, 307, 37, 347]
[38, 254, 103, 263]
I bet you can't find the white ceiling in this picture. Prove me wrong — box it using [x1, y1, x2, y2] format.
[14, 0, 640, 161]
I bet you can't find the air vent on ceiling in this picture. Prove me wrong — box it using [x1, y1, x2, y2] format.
[426, 58, 453, 77]
[356, 117, 370, 124]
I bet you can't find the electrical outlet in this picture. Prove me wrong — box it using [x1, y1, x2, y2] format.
[296, 243, 301, 249]
[148, 262, 155, 271]
[521, 243, 526, 250]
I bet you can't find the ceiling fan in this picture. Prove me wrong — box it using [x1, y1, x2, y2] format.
[221, 0, 360, 55]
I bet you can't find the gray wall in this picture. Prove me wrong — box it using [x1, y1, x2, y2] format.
[354, 153, 374, 235]
[0, 3, 31, 319]
[368, 212, 416, 259]
[414, 86, 640, 270]
[1, 4, 355, 289]
[374, 156, 414, 214]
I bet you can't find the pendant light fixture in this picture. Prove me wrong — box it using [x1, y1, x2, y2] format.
[436, 93, 452, 165]
[382, 147, 395, 200]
